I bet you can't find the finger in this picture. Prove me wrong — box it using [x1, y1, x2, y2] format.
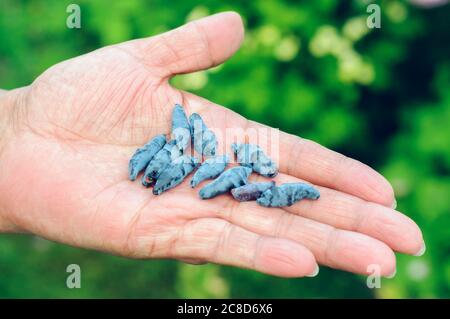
[182, 94, 395, 207]
[204, 199, 396, 276]
[249, 173, 424, 255]
[273, 128, 395, 207]
[171, 218, 318, 278]
[121, 12, 244, 76]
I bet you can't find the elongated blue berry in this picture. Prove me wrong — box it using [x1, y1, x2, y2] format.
[128, 134, 166, 181]
[142, 140, 182, 187]
[153, 156, 199, 195]
[171, 104, 191, 152]
[257, 183, 320, 207]
[199, 166, 252, 199]
[190, 155, 229, 188]
[190, 113, 217, 156]
[231, 143, 278, 178]
[231, 181, 275, 202]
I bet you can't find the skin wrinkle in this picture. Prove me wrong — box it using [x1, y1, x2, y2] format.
[13, 88, 32, 136]
[87, 196, 105, 249]
[70, 58, 118, 128]
[323, 227, 340, 267]
[124, 197, 154, 257]
[212, 221, 235, 264]
[176, 218, 213, 258]
[159, 33, 184, 76]
[116, 44, 171, 84]
[252, 235, 265, 271]
[133, 79, 166, 144]
[88, 70, 139, 136]
[295, 218, 330, 261]
[367, 211, 394, 241]
[286, 137, 306, 177]
[191, 20, 216, 71]
[268, 242, 303, 272]
[90, 177, 127, 204]
[364, 206, 408, 243]
[33, 65, 166, 147]
[82, 65, 148, 139]
[332, 200, 358, 226]
[169, 219, 186, 259]
[179, 91, 207, 115]
[0, 94, 16, 169]
[106, 76, 148, 138]
[170, 211, 217, 258]
[275, 212, 296, 239]
[127, 84, 167, 145]
[293, 217, 332, 261]
[0, 98, 22, 236]
[133, 38, 178, 76]
[222, 196, 241, 220]
[127, 197, 203, 258]
[17, 123, 103, 180]
[333, 150, 393, 205]
[129, 85, 138, 145]
[112, 45, 168, 79]
[330, 153, 351, 189]
[317, 190, 353, 227]
[350, 199, 371, 233]
[105, 73, 143, 130]
[50, 122, 107, 147]
[33, 74, 90, 140]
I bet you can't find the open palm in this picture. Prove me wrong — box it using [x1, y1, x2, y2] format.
[0, 12, 423, 277]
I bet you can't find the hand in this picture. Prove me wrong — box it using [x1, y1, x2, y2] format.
[0, 12, 423, 277]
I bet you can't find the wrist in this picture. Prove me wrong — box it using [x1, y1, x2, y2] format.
[0, 88, 26, 232]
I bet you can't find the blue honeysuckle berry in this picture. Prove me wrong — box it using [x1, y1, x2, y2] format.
[141, 140, 182, 187]
[128, 134, 166, 181]
[190, 154, 229, 188]
[199, 166, 252, 199]
[257, 183, 320, 207]
[231, 181, 275, 202]
[171, 104, 191, 153]
[231, 143, 278, 178]
[153, 155, 199, 195]
[189, 113, 217, 157]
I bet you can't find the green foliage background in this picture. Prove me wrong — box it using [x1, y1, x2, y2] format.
[0, 0, 449, 298]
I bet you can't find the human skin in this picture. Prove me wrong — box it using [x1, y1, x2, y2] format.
[0, 12, 424, 278]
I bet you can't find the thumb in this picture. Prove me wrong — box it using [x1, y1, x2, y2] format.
[120, 11, 245, 77]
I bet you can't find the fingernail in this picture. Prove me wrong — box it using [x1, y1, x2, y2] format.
[391, 199, 397, 210]
[385, 268, 396, 279]
[414, 242, 426, 257]
[306, 265, 320, 277]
